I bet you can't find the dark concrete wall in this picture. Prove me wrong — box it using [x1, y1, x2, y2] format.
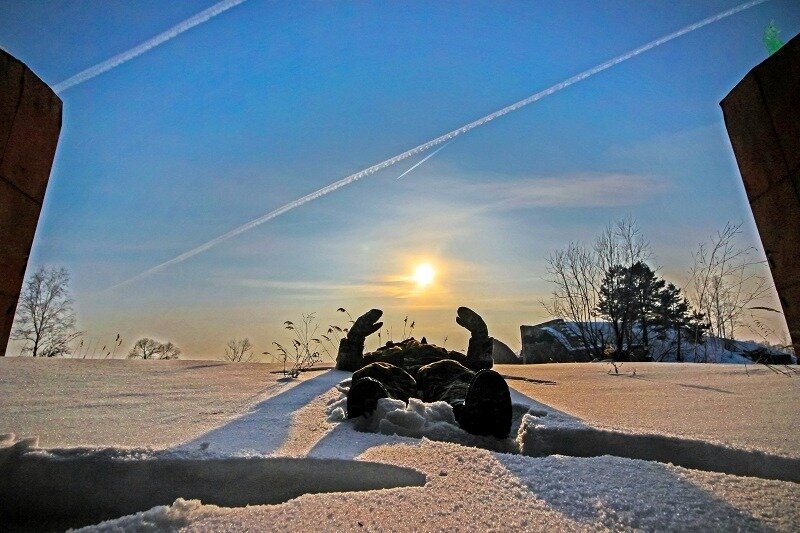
[720, 34, 800, 351]
[0, 50, 62, 356]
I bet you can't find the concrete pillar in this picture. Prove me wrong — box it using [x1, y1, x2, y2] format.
[0, 50, 63, 356]
[720, 34, 800, 351]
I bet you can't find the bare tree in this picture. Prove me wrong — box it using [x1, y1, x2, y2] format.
[128, 338, 181, 360]
[594, 216, 651, 275]
[544, 243, 606, 358]
[687, 222, 772, 357]
[595, 216, 652, 350]
[223, 338, 254, 362]
[543, 217, 651, 358]
[11, 266, 80, 357]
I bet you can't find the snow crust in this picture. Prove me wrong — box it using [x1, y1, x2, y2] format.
[79, 440, 800, 532]
[73, 498, 200, 533]
[517, 411, 800, 483]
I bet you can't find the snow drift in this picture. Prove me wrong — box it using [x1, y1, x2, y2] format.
[0, 436, 425, 530]
[518, 411, 800, 483]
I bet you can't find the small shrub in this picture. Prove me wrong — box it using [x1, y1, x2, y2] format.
[265, 313, 331, 378]
[742, 347, 793, 366]
[223, 338, 254, 362]
[128, 338, 181, 360]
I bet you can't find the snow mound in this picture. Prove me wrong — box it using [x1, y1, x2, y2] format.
[354, 397, 458, 438]
[325, 395, 347, 422]
[335, 377, 352, 393]
[325, 391, 463, 441]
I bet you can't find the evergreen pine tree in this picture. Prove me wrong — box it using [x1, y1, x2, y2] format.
[654, 283, 690, 361]
[597, 264, 636, 356]
[598, 263, 699, 361]
[629, 262, 664, 349]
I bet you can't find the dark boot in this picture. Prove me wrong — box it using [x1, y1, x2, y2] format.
[347, 377, 388, 418]
[453, 369, 512, 438]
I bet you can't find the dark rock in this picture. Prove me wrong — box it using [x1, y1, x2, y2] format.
[491, 338, 520, 364]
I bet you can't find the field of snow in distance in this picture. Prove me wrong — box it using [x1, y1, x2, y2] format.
[1, 357, 798, 531]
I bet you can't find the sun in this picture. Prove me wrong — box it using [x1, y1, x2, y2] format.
[413, 263, 436, 288]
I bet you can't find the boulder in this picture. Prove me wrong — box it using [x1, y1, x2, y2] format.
[492, 338, 520, 364]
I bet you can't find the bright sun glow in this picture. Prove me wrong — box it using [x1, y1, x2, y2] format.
[413, 263, 436, 288]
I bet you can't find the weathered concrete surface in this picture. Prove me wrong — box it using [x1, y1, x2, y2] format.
[520, 320, 593, 364]
[0, 51, 62, 356]
[721, 34, 800, 351]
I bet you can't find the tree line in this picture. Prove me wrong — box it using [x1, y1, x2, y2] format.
[9, 266, 184, 360]
[9, 218, 780, 364]
[596, 261, 708, 361]
[545, 217, 778, 361]
[9, 266, 270, 364]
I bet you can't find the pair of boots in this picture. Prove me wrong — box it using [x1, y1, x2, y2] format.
[347, 368, 512, 439]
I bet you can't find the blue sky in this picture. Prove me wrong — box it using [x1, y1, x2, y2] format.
[2, 0, 798, 358]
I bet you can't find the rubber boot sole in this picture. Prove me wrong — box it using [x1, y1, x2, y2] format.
[347, 377, 389, 419]
[460, 369, 512, 438]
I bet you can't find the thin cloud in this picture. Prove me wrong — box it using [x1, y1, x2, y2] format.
[433, 173, 667, 209]
[238, 279, 379, 292]
[236, 278, 405, 296]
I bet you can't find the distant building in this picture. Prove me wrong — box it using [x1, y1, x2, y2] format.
[519, 319, 595, 364]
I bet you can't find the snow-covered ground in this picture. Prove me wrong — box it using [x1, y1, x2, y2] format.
[1, 358, 799, 531]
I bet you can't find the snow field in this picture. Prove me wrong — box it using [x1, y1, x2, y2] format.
[1, 359, 799, 530]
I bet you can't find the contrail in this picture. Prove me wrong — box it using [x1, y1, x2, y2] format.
[105, 0, 767, 292]
[396, 141, 451, 180]
[53, 0, 248, 93]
